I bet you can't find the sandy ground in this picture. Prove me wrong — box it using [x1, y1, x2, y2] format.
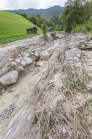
[0, 65, 44, 135]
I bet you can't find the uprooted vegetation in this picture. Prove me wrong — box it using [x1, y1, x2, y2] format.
[65, 55, 89, 91]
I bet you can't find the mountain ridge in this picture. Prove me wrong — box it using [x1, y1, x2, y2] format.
[4, 5, 65, 19]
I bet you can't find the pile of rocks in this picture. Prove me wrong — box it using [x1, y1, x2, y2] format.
[0, 34, 54, 87]
[77, 34, 92, 50]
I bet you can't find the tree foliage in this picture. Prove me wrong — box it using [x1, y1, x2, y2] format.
[51, 15, 61, 25]
[61, 0, 90, 32]
[29, 16, 37, 25]
[41, 22, 47, 39]
[16, 10, 61, 31]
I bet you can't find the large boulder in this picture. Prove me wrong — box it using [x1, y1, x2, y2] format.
[0, 71, 18, 85]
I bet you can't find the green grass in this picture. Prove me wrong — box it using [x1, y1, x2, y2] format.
[0, 34, 38, 45]
[0, 11, 42, 39]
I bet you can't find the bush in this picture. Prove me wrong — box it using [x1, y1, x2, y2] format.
[71, 26, 87, 34]
[85, 24, 92, 31]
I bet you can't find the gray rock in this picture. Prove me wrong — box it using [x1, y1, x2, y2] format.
[8, 58, 13, 62]
[11, 62, 17, 67]
[35, 52, 40, 58]
[77, 54, 81, 59]
[74, 57, 79, 61]
[80, 40, 85, 43]
[23, 56, 32, 65]
[15, 58, 20, 63]
[62, 127, 66, 135]
[67, 57, 73, 61]
[80, 44, 85, 49]
[32, 68, 40, 76]
[36, 61, 45, 67]
[21, 60, 26, 67]
[24, 52, 30, 57]
[65, 52, 69, 55]
[15, 66, 24, 72]
[0, 71, 18, 85]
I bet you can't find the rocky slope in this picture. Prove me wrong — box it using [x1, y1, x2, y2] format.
[0, 32, 92, 139]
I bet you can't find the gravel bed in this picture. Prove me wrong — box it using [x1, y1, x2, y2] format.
[0, 102, 16, 123]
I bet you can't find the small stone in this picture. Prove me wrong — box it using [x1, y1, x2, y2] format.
[80, 40, 85, 43]
[77, 54, 81, 59]
[65, 52, 69, 55]
[31, 69, 33, 71]
[15, 58, 20, 63]
[35, 52, 40, 57]
[67, 58, 73, 61]
[11, 62, 17, 67]
[21, 60, 26, 67]
[8, 58, 13, 62]
[23, 56, 32, 65]
[40, 51, 50, 61]
[62, 127, 66, 135]
[2, 89, 5, 93]
[24, 52, 30, 57]
[15, 66, 24, 72]
[32, 68, 40, 76]
[36, 61, 45, 67]
[80, 44, 85, 49]
[74, 57, 79, 61]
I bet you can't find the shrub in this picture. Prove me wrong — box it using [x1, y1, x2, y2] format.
[71, 26, 87, 34]
[85, 24, 92, 31]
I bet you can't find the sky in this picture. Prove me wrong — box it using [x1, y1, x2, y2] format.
[0, 0, 67, 10]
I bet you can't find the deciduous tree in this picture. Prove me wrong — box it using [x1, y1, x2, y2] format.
[61, 0, 90, 32]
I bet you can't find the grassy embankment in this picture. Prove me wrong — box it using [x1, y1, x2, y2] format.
[0, 11, 42, 44]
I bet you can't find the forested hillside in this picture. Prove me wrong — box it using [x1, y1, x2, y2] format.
[4, 5, 65, 20]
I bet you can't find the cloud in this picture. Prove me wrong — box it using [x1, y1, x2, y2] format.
[0, 0, 67, 10]
[39, 0, 66, 9]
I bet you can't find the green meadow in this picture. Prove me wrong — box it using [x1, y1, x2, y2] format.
[0, 11, 42, 44]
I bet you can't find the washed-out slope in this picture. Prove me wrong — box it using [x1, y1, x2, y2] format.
[0, 11, 42, 39]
